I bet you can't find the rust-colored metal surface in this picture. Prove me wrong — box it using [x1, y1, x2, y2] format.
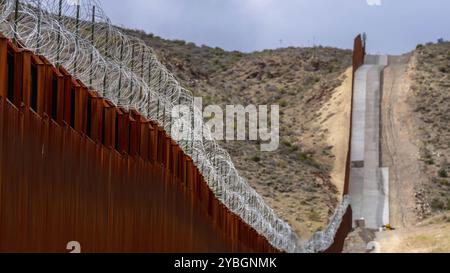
[0, 37, 279, 253]
[323, 34, 365, 253]
[0, 34, 364, 253]
[0, 35, 6, 98]
[344, 34, 365, 196]
[352, 34, 366, 77]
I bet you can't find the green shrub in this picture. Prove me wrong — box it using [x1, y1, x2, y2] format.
[173, 39, 186, 46]
[298, 152, 309, 161]
[282, 140, 292, 147]
[439, 168, 448, 178]
[439, 66, 448, 73]
[298, 153, 321, 169]
[232, 51, 243, 58]
[251, 155, 261, 162]
[431, 198, 445, 210]
[425, 159, 435, 165]
[438, 179, 450, 186]
[309, 209, 321, 222]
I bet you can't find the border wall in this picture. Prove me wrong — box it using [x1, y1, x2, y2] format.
[0, 34, 279, 253]
[0, 33, 365, 253]
[323, 34, 365, 253]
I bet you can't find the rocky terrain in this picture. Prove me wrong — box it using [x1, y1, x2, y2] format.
[408, 41, 450, 216]
[124, 29, 353, 237]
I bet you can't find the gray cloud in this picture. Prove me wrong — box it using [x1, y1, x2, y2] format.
[99, 0, 450, 54]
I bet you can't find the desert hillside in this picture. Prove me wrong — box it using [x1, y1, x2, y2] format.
[408, 42, 450, 216]
[125, 29, 353, 237]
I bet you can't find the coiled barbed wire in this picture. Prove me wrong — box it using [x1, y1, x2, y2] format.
[0, 0, 350, 253]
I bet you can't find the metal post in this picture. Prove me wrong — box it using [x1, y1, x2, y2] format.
[162, 101, 166, 130]
[56, 0, 62, 66]
[129, 44, 135, 105]
[138, 46, 145, 110]
[148, 57, 152, 84]
[13, 0, 19, 44]
[140, 47, 145, 80]
[162, 72, 167, 130]
[74, 3, 80, 77]
[36, 0, 42, 53]
[191, 103, 194, 153]
[117, 39, 124, 103]
[157, 69, 162, 125]
[89, 5, 96, 86]
[147, 58, 152, 114]
[168, 86, 173, 131]
[196, 148, 199, 163]
[102, 28, 110, 96]
[156, 97, 160, 124]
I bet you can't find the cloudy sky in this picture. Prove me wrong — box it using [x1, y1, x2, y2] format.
[98, 0, 450, 54]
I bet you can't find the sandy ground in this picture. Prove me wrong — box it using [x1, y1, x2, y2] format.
[346, 53, 450, 253]
[380, 54, 423, 228]
[319, 68, 353, 199]
[262, 68, 353, 239]
[376, 213, 450, 253]
[375, 54, 443, 253]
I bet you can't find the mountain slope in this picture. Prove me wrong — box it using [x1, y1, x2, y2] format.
[126, 29, 353, 237]
[408, 41, 450, 217]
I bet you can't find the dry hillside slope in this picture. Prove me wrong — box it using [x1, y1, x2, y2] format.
[408, 42, 450, 217]
[376, 213, 450, 253]
[125, 29, 353, 237]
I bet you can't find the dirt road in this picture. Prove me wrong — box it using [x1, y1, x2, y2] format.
[380, 54, 424, 228]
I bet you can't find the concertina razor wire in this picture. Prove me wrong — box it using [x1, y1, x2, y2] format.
[0, 0, 351, 253]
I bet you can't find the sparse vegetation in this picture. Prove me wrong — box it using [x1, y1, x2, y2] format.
[281, 139, 292, 147]
[251, 155, 261, 162]
[411, 41, 450, 218]
[425, 159, 435, 165]
[298, 153, 321, 169]
[431, 198, 446, 210]
[439, 168, 448, 178]
[439, 66, 448, 73]
[279, 100, 288, 107]
[309, 209, 321, 222]
[122, 27, 352, 237]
